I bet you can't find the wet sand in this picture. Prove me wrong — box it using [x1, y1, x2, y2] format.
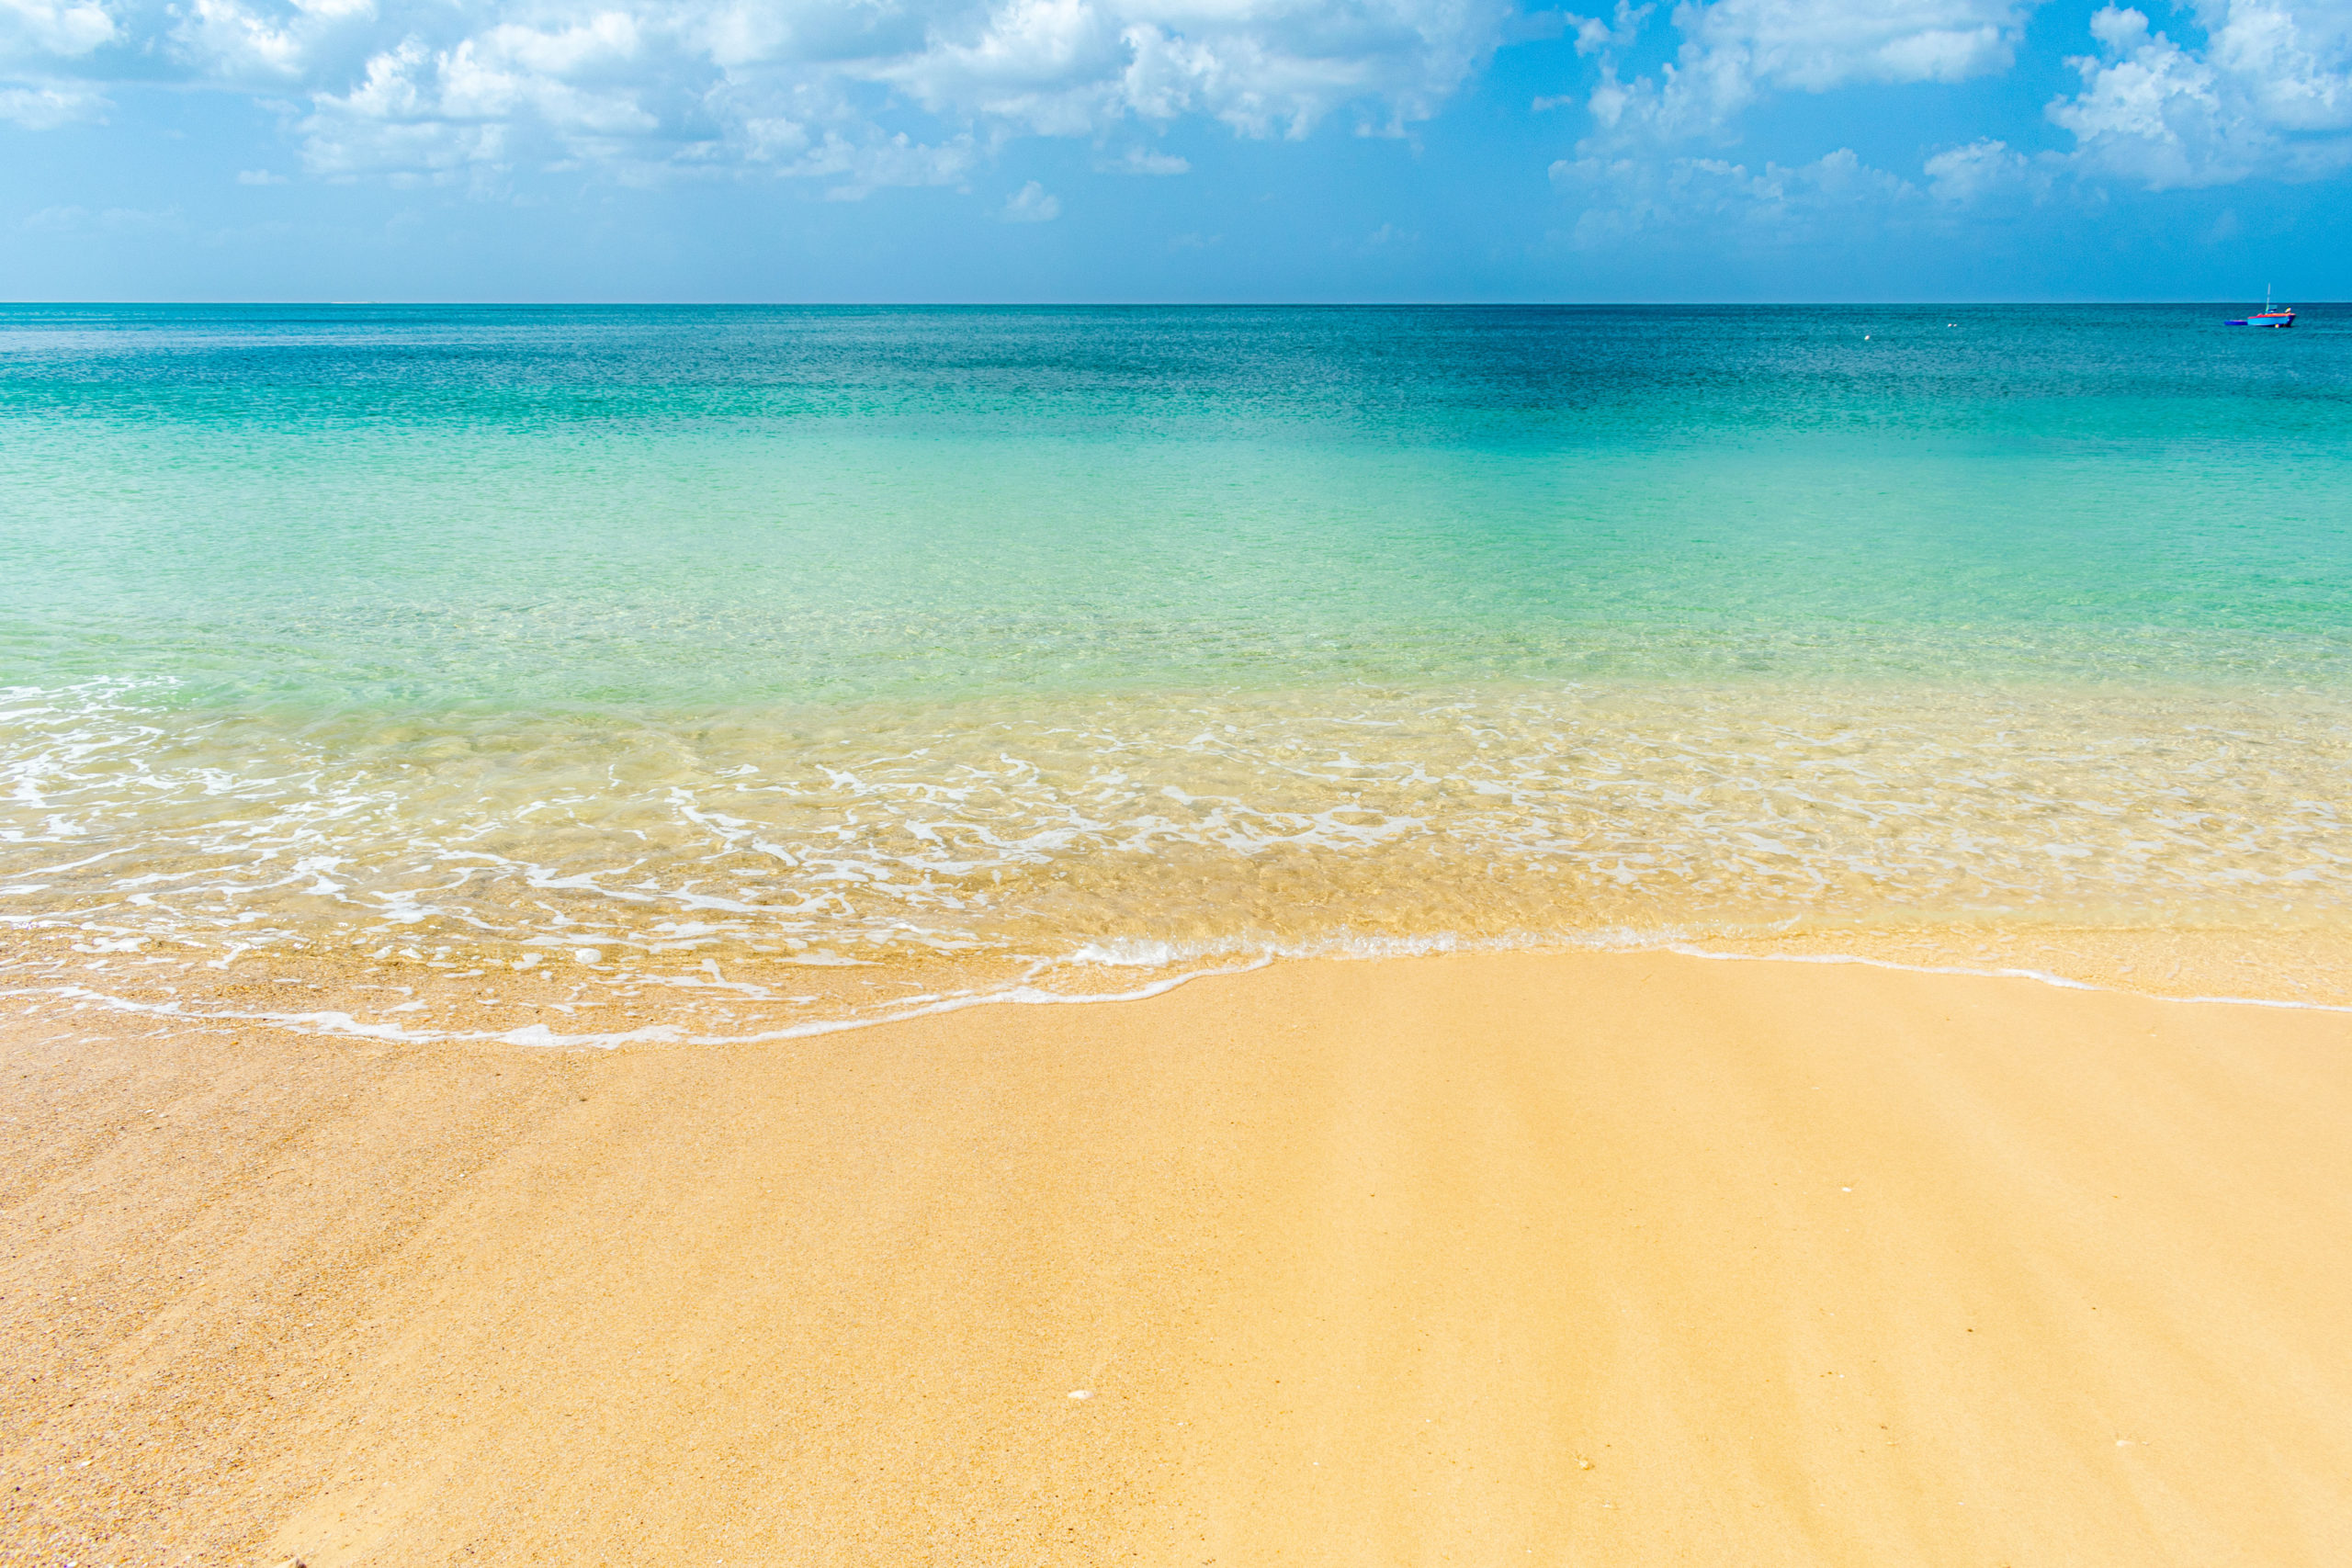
[4, 948, 2349, 1565]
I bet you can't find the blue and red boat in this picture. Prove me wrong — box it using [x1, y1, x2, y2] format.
[2226, 289, 2296, 327]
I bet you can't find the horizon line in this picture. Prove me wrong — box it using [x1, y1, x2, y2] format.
[3, 298, 2340, 310]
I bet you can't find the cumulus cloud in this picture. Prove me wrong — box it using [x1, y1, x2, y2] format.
[0, 0, 116, 62]
[2048, 1, 2352, 186]
[1922, 134, 2051, 199]
[1686, 0, 2030, 94]
[0, 0, 115, 127]
[1569, 0, 1652, 57]
[1097, 143, 1189, 172]
[999, 175, 1061, 216]
[1552, 141, 1912, 242]
[291, 17, 703, 179]
[1566, 0, 2035, 145]
[0, 0, 1519, 197]
[1537, 0, 2024, 232]
[1541, 0, 2352, 236]
[10, 0, 2347, 219]
[171, 0, 364, 85]
[793, 130, 982, 198]
[0, 80, 106, 124]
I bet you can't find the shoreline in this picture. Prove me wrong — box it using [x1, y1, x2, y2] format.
[7, 916, 2352, 1055]
[9, 675, 2349, 1026]
[6, 945, 2351, 1563]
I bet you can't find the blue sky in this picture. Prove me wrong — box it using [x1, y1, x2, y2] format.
[5, 0, 2348, 299]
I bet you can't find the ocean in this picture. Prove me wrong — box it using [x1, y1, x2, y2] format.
[4, 303, 2349, 1039]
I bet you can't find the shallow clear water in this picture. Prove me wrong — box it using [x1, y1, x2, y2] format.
[5, 304, 2349, 1030]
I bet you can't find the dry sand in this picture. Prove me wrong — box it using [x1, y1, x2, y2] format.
[4, 947, 2349, 1565]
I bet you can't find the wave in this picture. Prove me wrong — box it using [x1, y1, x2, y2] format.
[5, 674, 2351, 1037]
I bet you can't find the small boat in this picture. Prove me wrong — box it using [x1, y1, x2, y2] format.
[2226, 288, 2295, 327]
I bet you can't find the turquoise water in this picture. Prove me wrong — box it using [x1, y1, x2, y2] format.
[4, 305, 2350, 1028]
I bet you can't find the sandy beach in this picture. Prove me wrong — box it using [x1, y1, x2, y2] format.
[5, 947, 2349, 1565]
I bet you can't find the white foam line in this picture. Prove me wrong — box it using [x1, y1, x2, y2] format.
[1659, 943, 2352, 1014]
[0, 957, 1278, 1050]
[6, 937, 2346, 1052]
[1097, 930, 2352, 1015]
[615, 957, 1276, 1047]
[0, 987, 459, 1043]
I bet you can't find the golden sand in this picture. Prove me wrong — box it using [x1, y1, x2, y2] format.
[5, 949, 2349, 1564]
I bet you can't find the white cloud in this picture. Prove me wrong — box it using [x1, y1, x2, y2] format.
[1683, 0, 2031, 94]
[1097, 143, 1188, 172]
[2048, 2, 2352, 186]
[1538, 0, 2019, 232]
[294, 18, 692, 178]
[172, 0, 320, 83]
[796, 130, 983, 198]
[12, 0, 2349, 218]
[1551, 141, 1912, 243]
[2209, 0, 2352, 130]
[1569, 0, 1652, 56]
[0, 0, 116, 62]
[0, 79, 104, 123]
[2, 0, 1517, 182]
[1922, 134, 2050, 199]
[1000, 175, 1060, 217]
[1566, 0, 2035, 145]
[235, 165, 288, 182]
[1538, 0, 2352, 236]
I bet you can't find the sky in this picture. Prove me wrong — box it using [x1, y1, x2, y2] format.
[3, 0, 2348, 299]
